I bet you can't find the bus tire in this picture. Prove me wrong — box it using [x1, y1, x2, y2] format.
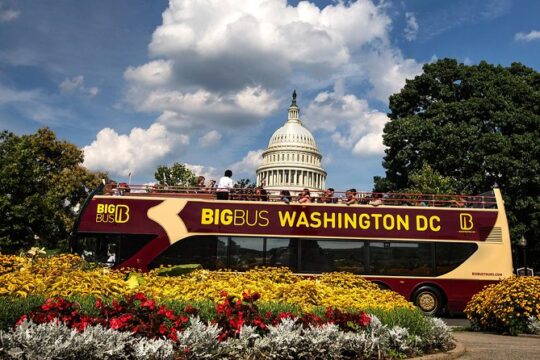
[413, 286, 445, 316]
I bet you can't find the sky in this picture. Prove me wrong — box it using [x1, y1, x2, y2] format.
[1, 0, 539, 190]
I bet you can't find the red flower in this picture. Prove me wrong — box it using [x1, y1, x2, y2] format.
[168, 327, 178, 342]
[95, 298, 103, 310]
[16, 314, 27, 326]
[140, 299, 156, 310]
[358, 312, 371, 327]
[109, 317, 124, 330]
[184, 305, 198, 315]
[134, 293, 147, 301]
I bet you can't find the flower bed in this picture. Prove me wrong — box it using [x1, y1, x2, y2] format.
[464, 276, 540, 335]
[0, 254, 413, 312]
[0, 292, 452, 359]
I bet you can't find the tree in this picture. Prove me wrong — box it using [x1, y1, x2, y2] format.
[154, 162, 197, 187]
[0, 128, 104, 253]
[235, 178, 256, 189]
[375, 59, 540, 269]
[403, 163, 458, 195]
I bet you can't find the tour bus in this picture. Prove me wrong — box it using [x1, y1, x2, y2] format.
[71, 185, 513, 315]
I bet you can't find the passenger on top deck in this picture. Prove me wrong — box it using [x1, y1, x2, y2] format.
[320, 187, 338, 204]
[280, 190, 292, 204]
[369, 192, 384, 206]
[118, 182, 130, 196]
[255, 187, 269, 201]
[197, 176, 206, 192]
[298, 188, 312, 203]
[344, 188, 359, 205]
[216, 170, 235, 200]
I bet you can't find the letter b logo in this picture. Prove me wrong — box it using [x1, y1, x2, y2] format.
[460, 214, 474, 231]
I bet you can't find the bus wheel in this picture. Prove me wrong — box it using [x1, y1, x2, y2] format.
[413, 287, 444, 316]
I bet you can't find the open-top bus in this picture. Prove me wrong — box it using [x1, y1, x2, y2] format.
[72, 186, 513, 315]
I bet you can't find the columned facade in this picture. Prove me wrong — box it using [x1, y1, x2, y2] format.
[256, 91, 326, 193]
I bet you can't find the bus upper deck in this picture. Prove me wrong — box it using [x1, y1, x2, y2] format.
[102, 183, 498, 209]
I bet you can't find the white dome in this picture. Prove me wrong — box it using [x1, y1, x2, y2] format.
[256, 91, 326, 192]
[268, 122, 318, 151]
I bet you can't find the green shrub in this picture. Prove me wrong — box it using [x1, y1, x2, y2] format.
[367, 307, 432, 338]
[0, 296, 45, 330]
[155, 264, 202, 277]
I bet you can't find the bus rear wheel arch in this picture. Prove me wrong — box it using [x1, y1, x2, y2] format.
[373, 281, 391, 290]
[412, 286, 446, 316]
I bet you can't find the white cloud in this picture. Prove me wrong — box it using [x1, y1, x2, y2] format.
[515, 30, 540, 42]
[363, 49, 421, 102]
[59, 75, 99, 97]
[185, 163, 219, 182]
[125, 0, 419, 122]
[124, 60, 173, 86]
[404, 12, 418, 41]
[229, 149, 263, 178]
[304, 82, 388, 156]
[82, 123, 189, 177]
[199, 130, 221, 147]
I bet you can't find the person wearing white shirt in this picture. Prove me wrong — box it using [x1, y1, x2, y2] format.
[216, 169, 234, 200]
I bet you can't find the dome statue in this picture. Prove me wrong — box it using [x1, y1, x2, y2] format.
[256, 91, 326, 193]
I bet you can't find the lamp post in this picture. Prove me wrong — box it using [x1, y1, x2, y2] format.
[517, 235, 528, 276]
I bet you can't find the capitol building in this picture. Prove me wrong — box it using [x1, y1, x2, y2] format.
[256, 91, 326, 193]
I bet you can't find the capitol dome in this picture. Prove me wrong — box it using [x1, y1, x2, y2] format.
[256, 91, 326, 192]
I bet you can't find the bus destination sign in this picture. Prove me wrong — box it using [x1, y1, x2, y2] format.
[179, 202, 499, 241]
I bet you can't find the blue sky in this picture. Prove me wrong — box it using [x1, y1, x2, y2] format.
[1, 0, 539, 190]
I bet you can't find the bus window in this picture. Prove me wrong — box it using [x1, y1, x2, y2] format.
[118, 234, 156, 263]
[266, 238, 298, 271]
[368, 241, 434, 276]
[148, 235, 222, 270]
[300, 240, 365, 274]
[435, 243, 478, 275]
[73, 233, 120, 266]
[229, 237, 264, 271]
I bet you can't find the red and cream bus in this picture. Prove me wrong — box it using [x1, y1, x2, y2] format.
[72, 186, 513, 315]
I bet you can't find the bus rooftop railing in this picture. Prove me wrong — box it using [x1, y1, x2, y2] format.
[101, 184, 498, 209]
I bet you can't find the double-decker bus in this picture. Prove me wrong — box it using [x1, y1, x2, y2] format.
[72, 186, 513, 315]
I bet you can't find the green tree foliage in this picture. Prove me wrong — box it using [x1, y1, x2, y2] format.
[404, 163, 458, 195]
[375, 59, 540, 269]
[235, 178, 256, 189]
[154, 162, 197, 187]
[0, 128, 104, 253]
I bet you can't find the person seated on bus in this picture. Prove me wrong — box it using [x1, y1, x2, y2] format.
[369, 192, 384, 206]
[197, 176, 206, 192]
[280, 190, 292, 204]
[105, 180, 117, 195]
[454, 195, 466, 208]
[253, 187, 266, 201]
[358, 192, 370, 204]
[106, 245, 117, 267]
[297, 188, 312, 203]
[118, 182, 130, 196]
[344, 188, 359, 205]
[320, 188, 338, 203]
